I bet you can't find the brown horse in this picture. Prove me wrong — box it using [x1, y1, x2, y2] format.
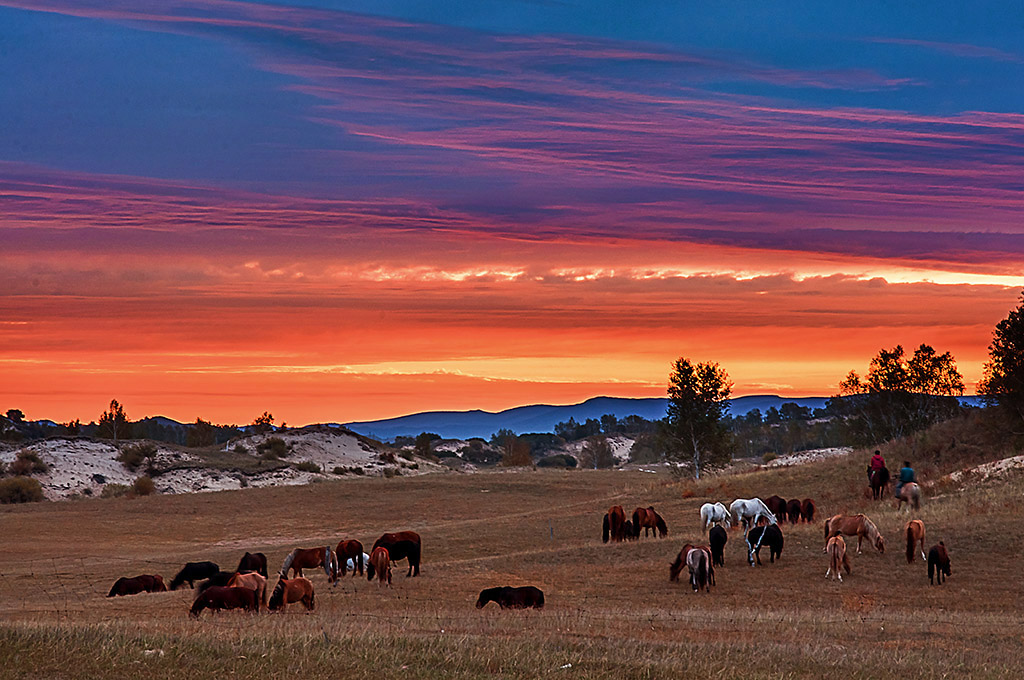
[905, 519, 926, 563]
[367, 546, 391, 587]
[869, 467, 891, 500]
[897, 482, 921, 511]
[236, 552, 268, 578]
[335, 540, 364, 577]
[801, 498, 816, 523]
[825, 536, 851, 582]
[670, 544, 715, 586]
[189, 586, 257, 618]
[824, 513, 885, 554]
[928, 542, 952, 585]
[268, 576, 315, 611]
[227, 571, 268, 610]
[765, 495, 788, 521]
[631, 506, 668, 538]
[602, 505, 627, 543]
[281, 546, 334, 581]
[476, 586, 544, 609]
[372, 531, 421, 577]
[107, 574, 167, 597]
[786, 499, 802, 524]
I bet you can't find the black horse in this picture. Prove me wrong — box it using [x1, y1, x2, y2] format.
[928, 542, 952, 585]
[475, 586, 544, 609]
[747, 525, 784, 566]
[709, 526, 728, 567]
[169, 561, 220, 590]
[372, 531, 421, 577]
[869, 467, 890, 500]
[196, 570, 236, 596]
[236, 552, 268, 578]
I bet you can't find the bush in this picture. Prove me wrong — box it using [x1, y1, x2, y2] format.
[132, 476, 156, 496]
[762, 451, 778, 463]
[0, 476, 44, 504]
[537, 454, 578, 468]
[294, 460, 321, 473]
[117, 442, 156, 471]
[233, 443, 249, 454]
[383, 467, 401, 478]
[101, 483, 131, 499]
[9, 450, 49, 476]
[256, 437, 290, 460]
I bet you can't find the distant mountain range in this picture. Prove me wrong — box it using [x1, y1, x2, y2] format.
[342, 395, 834, 441]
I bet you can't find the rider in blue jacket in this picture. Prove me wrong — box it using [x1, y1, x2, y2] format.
[895, 461, 916, 498]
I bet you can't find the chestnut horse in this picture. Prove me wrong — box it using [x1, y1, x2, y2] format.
[928, 542, 951, 585]
[825, 536, 851, 582]
[281, 546, 335, 581]
[670, 544, 714, 586]
[367, 546, 391, 587]
[801, 498, 816, 523]
[169, 561, 219, 590]
[476, 586, 544, 609]
[905, 519, 926, 563]
[602, 505, 627, 543]
[226, 571, 268, 610]
[765, 495, 788, 522]
[786, 499, 802, 524]
[268, 576, 315, 611]
[897, 482, 921, 511]
[107, 574, 167, 597]
[189, 586, 257, 618]
[631, 506, 668, 538]
[372, 531, 421, 577]
[236, 552, 268, 578]
[334, 540, 364, 577]
[824, 514, 885, 554]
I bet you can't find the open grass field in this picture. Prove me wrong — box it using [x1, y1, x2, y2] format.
[2, 449, 1023, 679]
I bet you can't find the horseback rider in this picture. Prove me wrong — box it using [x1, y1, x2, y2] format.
[895, 460, 916, 499]
[867, 449, 886, 483]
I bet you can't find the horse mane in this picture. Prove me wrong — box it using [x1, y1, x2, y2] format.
[280, 549, 296, 575]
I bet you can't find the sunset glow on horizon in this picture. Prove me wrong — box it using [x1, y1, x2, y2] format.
[2, 1, 1023, 426]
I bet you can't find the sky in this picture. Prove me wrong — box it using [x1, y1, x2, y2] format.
[2, 0, 1023, 426]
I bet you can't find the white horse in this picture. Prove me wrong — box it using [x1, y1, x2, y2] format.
[700, 502, 732, 532]
[347, 553, 370, 573]
[729, 498, 777, 530]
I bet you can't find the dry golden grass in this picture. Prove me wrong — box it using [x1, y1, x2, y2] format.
[2, 453, 1023, 679]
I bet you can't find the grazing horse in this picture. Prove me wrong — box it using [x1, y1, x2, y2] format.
[700, 502, 731, 532]
[372, 531, 421, 577]
[905, 520, 926, 563]
[686, 547, 711, 593]
[928, 542, 952, 585]
[765, 495, 788, 521]
[631, 506, 668, 538]
[281, 546, 335, 581]
[189, 586, 257, 618]
[236, 552, 268, 578]
[107, 574, 167, 597]
[268, 576, 315, 611]
[709, 526, 728, 567]
[786, 499, 802, 524]
[730, 498, 778, 531]
[196, 571, 235, 596]
[801, 498, 816, 523]
[334, 540, 364, 577]
[169, 561, 219, 590]
[670, 544, 714, 586]
[226, 571, 268, 610]
[476, 586, 544, 609]
[622, 519, 636, 540]
[602, 505, 627, 543]
[746, 525, 784, 566]
[897, 482, 921, 511]
[824, 514, 885, 554]
[825, 536, 851, 582]
[367, 546, 391, 587]
[869, 467, 890, 500]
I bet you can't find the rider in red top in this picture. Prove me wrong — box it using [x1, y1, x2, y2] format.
[867, 450, 886, 482]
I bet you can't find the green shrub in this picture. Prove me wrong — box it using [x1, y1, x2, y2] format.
[762, 451, 778, 464]
[132, 476, 156, 496]
[101, 483, 131, 499]
[537, 453, 578, 468]
[117, 442, 157, 471]
[0, 476, 44, 504]
[256, 437, 291, 460]
[333, 465, 365, 475]
[383, 467, 402, 478]
[233, 443, 249, 454]
[9, 450, 49, 476]
[294, 460, 320, 473]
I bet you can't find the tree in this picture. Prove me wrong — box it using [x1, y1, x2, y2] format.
[661, 358, 733, 479]
[97, 399, 130, 444]
[414, 432, 441, 458]
[5, 409, 24, 423]
[580, 435, 616, 469]
[979, 291, 1024, 423]
[251, 412, 274, 434]
[493, 429, 532, 467]
[187, 418, 216, 448]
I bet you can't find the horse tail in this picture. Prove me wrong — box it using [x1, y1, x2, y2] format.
[698, 555, 708, 592]
[281, 550, 295, 577]
[356, 550, 364, 575]
[906, 525, 915, 563]
[322, 547, 334, 581]
[656, 513, 668, 537]
[602, 514, 610, 543]
[823, 517, 831, 540]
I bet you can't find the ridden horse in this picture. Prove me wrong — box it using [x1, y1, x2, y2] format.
[869, 467, 891, 500]
[787, 499, 802, 524]
[476, 586, 544, 609]
[236, 552, 268, 578]
[107, 574, 167, 597]
[686, 547, 711, 593]
[268, 576, 315, 611]
[169, 561, 219, 590]
[897, 482, 921, 512]
[765, 496, 788, 522]
[631, 506, 668, 538]
[700, 502, 731, 532]
[670, 544, 715, 587]
[189, 586, 257, 618]
[905, 520, 926, 563]
[196, 571, 235, 596]
[824, 514, 885, 554]
[602, 505, 627, 543]
[825, 536, 851, 582]
[801, 498, 816, 523]
[928, 542, 952, 585]
[226, 571, 268, 610]
[746, 525, 784, 566]
[372, 531, 421, 577]
[334, 540, 365, 577]
[709, 525, 728, 567]
[730, 498, 778, 531]
[281, 546, 335, 581]
[367, 546, 391, 587]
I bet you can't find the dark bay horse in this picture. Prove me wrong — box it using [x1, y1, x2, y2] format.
[281, 546, 334, 581]
[928, 542, 951, 585]
[189, 586, 257, 618]
[236, 552, 268, 578]
[476, 586, 544, 609]
[801, 498, 816, 523]
[709, 525, 728, 567]
[268, 576, 315, 611]
[765, 495, 788, 521]
[196, 571, 235, 596]
[869, 467, 890, 500]
[335, 540, 364, 577]
[602, 505, 627, 543]
[169, 562, 219, 590]
[372, 531, 421, 577]
[747, 525, 784, 566]
[107, 574, 167, 597]
[631, 506, 668, 538]
[786, 499, 802, 524]
[367, 546, 391, 587]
